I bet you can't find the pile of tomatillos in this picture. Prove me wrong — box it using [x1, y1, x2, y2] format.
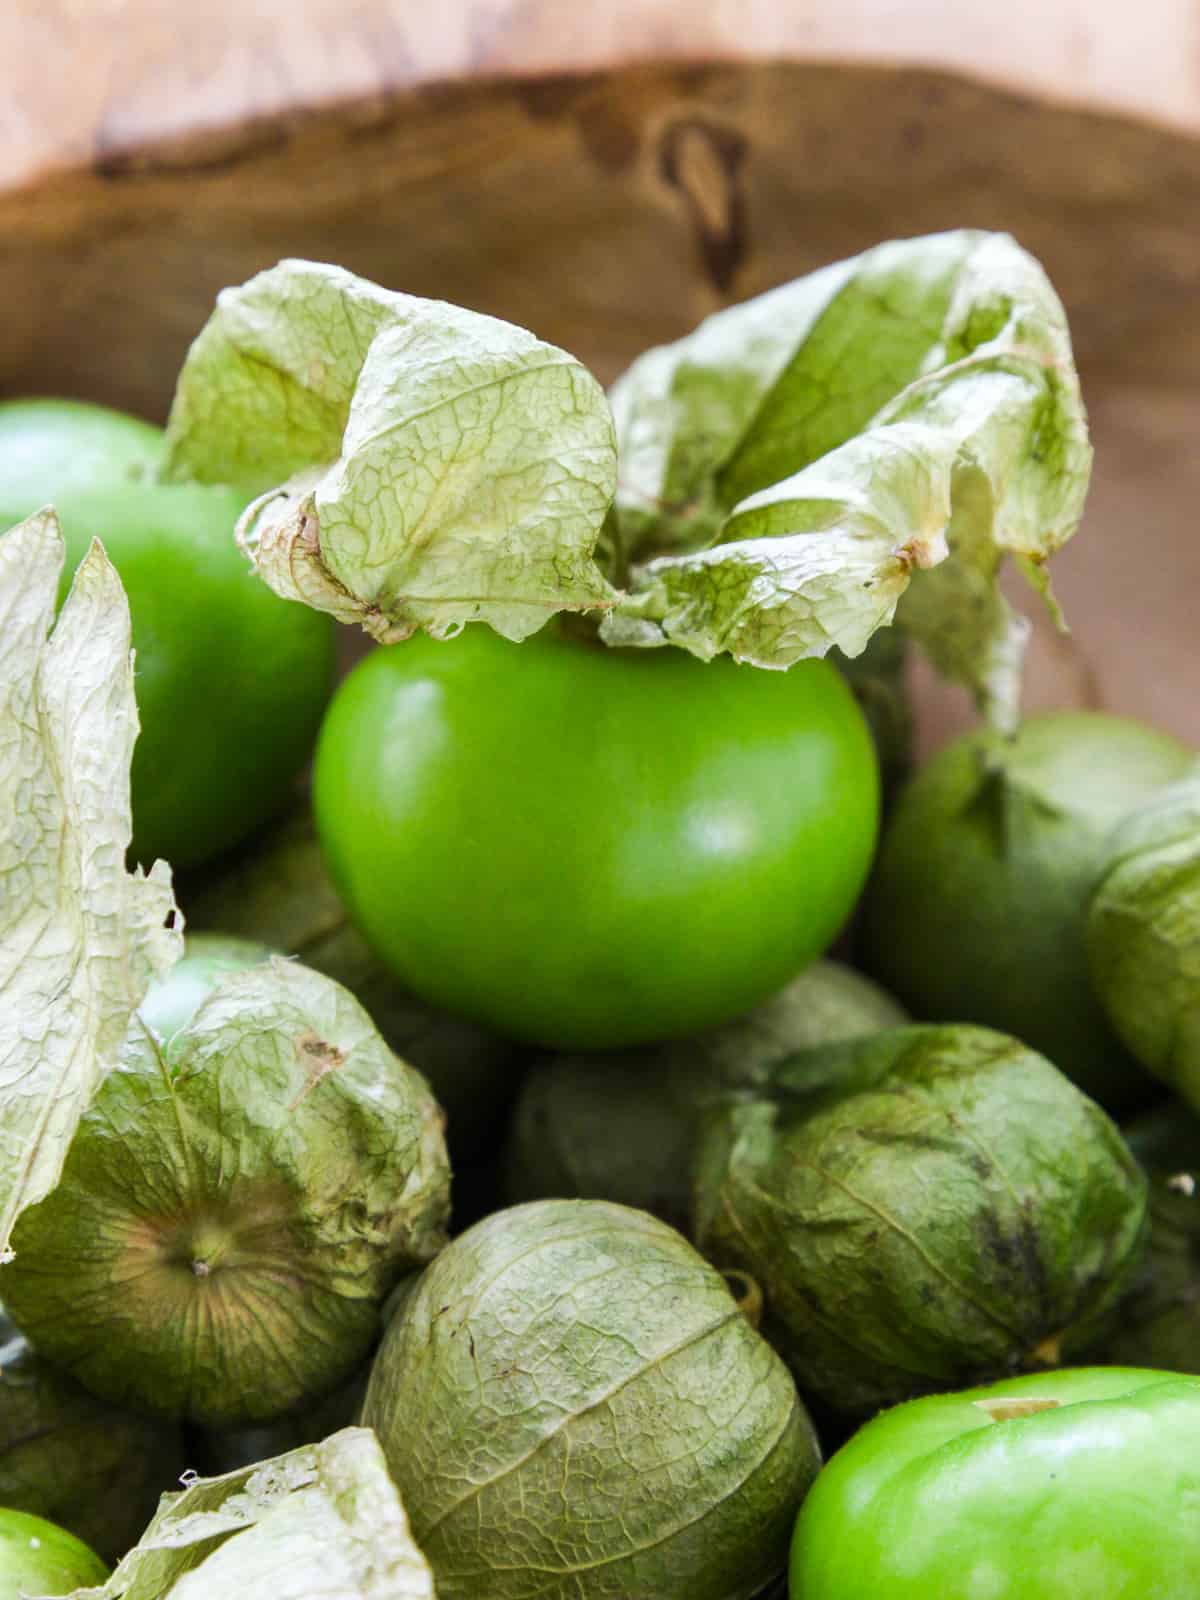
[1, 231, 1199, 1600]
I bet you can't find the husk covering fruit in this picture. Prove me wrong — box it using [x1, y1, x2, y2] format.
[1088, 768, 1200, 1100]
[363, 1198, 820, 1600]
[692, 1024, 1149, 1415]
[1, 960, 450, 1426]
[860, 712, 1193, 1113]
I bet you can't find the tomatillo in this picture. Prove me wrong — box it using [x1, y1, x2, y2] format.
[0, 1508, 107, 1598]
[859, 712, 1193, 1113]
[790, 1368, 1200, 1598]
[313, 622, 879, 1049]
[0, 398, 336, 869]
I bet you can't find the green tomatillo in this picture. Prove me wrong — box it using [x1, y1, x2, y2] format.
[159, 237, 1094, 1050]
[1, 959, 450, 1426]
[692, 1024, 1148, 1416]
[0, 1509, 107, 1599]
[1088, 766, 1200, 1100]
[0, 398, 336, 870]
[363, 1199, 820, 1600]
[859, 712, 1194, 1113]
[790, 1368, 1200, 1598]
[314, 623, 880, 1050]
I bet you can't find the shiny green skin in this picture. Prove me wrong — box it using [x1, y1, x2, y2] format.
[0, 1509, 108, 1598]
[791, 1368, 1200, 1598]
[859, 712, 1193, 1114]
[314, 623, 880, 1050]
[0, 399, 336, 869]
[0, 397, 163, 502]
[139, 933, 275, 1044]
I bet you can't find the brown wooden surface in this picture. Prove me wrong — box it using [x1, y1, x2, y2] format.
[8, 0, 1200, 192]
[2, 5, 1198, 749]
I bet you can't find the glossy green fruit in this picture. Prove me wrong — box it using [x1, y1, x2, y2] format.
[0, 399, 336, 869]
[2, 960, 450, 1426]
[790, 1368, 1200, 1598]
[0, 1508, 107, 1598]
[0, 397, 163, 503]
[314, 622, 879, 1049]
[859, 712, 1193, 1113]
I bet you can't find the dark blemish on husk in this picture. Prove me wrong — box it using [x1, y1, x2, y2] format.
[289, 1033, 348, 1109]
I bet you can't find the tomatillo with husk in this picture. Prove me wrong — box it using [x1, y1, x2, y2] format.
[1, 959, 449, 1426]
[1088, 766, 1200, 1101]
[859, 711, 1193, 1113]
[362, 1198, 820, 1600]
[693, 1024, 1148, 1416]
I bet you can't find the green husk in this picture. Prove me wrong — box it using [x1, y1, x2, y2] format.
[164, 234, 1093, 723]
[362, 1199, 820, 1600]
[1088, 768, 1200, 1100]
[2, 960, 449, 1426]
[692, 1023, 1149, 1416]
[860, 712, 1194, 1113]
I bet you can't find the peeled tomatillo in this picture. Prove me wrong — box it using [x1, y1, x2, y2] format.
[313, 622, 879, 1050]
[0, 398, 336, 870]
[0, 1509, 107, 1599]
[790, 1368, 1200, 1598]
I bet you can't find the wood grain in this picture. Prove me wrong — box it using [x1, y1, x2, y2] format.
[1, 6, 1197, 749]
[6, 0, 1200, 191]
